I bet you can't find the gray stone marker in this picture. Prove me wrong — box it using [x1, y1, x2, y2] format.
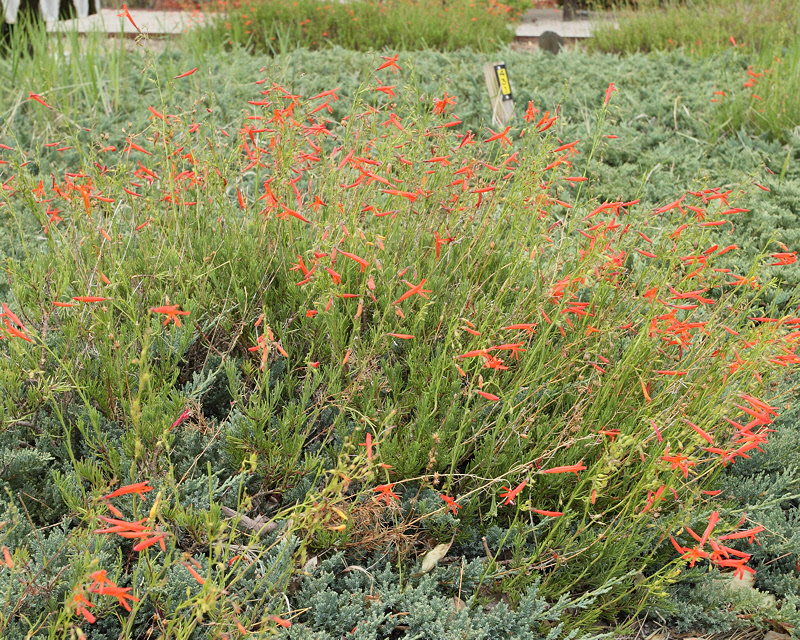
[539, 30, 564, 54]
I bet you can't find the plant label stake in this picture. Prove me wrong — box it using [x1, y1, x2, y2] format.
[483, 62, 514, 127]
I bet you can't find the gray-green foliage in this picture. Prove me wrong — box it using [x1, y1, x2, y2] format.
[651, 568, 782, 635]
[287, 552, 616, 640]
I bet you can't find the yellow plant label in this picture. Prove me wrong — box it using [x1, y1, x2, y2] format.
[494, 65, 512, 101]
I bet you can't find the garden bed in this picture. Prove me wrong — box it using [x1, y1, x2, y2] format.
[0, 17, 798, 640]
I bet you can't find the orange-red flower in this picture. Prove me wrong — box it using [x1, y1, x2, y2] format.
[271, 615, 292, 628]
[173, 67, 197, 79]
[73, 590, 96, 623]
[183, 562, 205, 585]
[359, 432, 374, 460]
[151, 304, 190, 327]
[484, 126, 511, 149]
[28, 93, 53, 109]
[433, 92, 456, 115]
[373, 483, 399, 506]
[102, 481, 153, 500]
[376, 54, 401, 73]
[115, 3, 140, 31]
[523, 101, 539, 123]
[73, 296, 106, 303]
[95, 584, 139, 611]
[660, 450, 696, 478]
[440, 494, 462, 516]
[133, 534, 165, 551]
[87, 570, 140, 611]
[499, 481, 526, 505]
[603, 82, 617, 106]
[2, 546, 13, 568]
[770, 252, 797, 266]
[393, 278, 431, 305]
[540, 462, 587, 477]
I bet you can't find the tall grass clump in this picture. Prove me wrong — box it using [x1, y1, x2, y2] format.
[0, 33, 799, 637]
[590, 0, 799, 56]
[710, 38, 800, 143]
[193, 0, 519, 53]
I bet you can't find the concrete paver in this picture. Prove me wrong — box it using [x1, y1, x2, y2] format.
[46, 7, 210, 35]
[516, 7, 615, 38]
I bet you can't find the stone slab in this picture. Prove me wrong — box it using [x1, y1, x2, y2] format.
[515, 8, 615, 39]
[46, 7, 210, 35]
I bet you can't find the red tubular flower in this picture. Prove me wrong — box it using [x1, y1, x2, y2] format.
[133, 534, 165, 551]
[699, 511, 720, 548]
[271, 615, 292, 628]
[183, 562, 205, 585]
[150, 304, 190, 327]
[115, 3, 140, 31]
[484, 126, 512, 149]
[499, 481, 526, 505]
[359, 432, 374, 460]
[73, 296, 106, 302]
[28, 93, 53, 109]
[173, 67, 197, 79]
[376, 54, 401, 73]
[2, 546, 13, 568]
[373, 483, 399, 506]
[540, 462, 587, 477]
[433, 92, 456, 115]
[603, 82, 617, 106]
[102, 481, 153, 500]
[440, 494, 462, 516]
[73, 590, 96, 623]
[95, 585, 139, 611]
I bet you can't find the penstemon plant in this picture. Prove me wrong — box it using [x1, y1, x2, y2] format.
[0, 35, 797, 638]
